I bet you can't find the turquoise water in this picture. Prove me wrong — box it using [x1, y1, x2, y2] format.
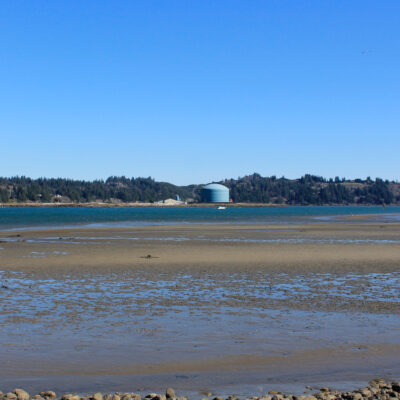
[0, 206, 399, 230]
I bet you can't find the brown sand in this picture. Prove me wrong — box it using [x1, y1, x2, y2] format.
[0, 222, 399, 394]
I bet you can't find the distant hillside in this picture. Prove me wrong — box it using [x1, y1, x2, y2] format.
[221, 173, 400, 205]
[0, 176, 197, 204]
[0, 174, 399, 205]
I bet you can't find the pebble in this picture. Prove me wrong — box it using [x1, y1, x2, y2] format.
[2, 380, 400, 400]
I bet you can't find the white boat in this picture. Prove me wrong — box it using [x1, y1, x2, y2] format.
[217, 206, 226, 210]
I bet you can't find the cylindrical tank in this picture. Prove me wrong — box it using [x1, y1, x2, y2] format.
[201, 183, 229, 203]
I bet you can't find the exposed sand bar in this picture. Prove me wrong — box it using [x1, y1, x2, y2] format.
[0, 222, 399, 396]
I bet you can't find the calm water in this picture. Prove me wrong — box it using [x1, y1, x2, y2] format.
[0, 206, 399, 230]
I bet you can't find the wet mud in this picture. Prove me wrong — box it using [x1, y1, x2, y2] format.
[0, 222, 399, 397]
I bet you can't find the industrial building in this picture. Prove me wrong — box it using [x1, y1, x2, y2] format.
[200, 183, 230, 203]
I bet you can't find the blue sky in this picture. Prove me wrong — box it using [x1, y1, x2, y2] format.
[1, 1, 399, 185]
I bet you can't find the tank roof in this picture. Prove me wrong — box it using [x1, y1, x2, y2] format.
[202, 183, 229, 191]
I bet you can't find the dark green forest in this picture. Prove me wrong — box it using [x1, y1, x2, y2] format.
[0, 174, 399, 205]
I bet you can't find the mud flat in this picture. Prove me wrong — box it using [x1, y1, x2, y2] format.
[0, 222, 399, 397]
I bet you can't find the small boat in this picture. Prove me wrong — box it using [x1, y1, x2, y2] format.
[217, 206, 226, 210]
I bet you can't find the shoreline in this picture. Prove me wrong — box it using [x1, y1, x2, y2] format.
[1, 203, 400, 208]
[0, 202, 288, 208]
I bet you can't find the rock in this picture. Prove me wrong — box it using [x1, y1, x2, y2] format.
[41, 392, 56, 399]
[166, 389, 175, 400]
[12, 391, 26, 400]
[152, 396, 165, 400]
[6, 394, 17, 400]
[341, 393, 362, 400]
[93, 394, 103, 400]
[113, 396, 121, 400]
[370, 379, 385, 388]
[33, 396, 44, 400]
[359, 389, 372, 397]
[14, 390, 29, 400]
[392, 384, 400, 394]
[62, 395, 81, 400]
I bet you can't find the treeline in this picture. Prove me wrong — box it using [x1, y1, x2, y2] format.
[0, 176, 195, 204]
[222, 174, 399, 205]
[0, 174, 399, 205]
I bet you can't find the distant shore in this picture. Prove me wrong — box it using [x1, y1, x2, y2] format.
[1, 202, 398, 208]
[0, 202, 288, 208]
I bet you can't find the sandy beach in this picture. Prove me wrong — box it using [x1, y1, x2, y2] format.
[0, 221, 399, 396]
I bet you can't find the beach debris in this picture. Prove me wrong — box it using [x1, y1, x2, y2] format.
[140, 254, 159, 259]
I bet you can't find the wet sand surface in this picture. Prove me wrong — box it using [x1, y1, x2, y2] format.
[0, 222, 399, 397]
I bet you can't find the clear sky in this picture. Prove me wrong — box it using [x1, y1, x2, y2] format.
[1, 1, 399, 185]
